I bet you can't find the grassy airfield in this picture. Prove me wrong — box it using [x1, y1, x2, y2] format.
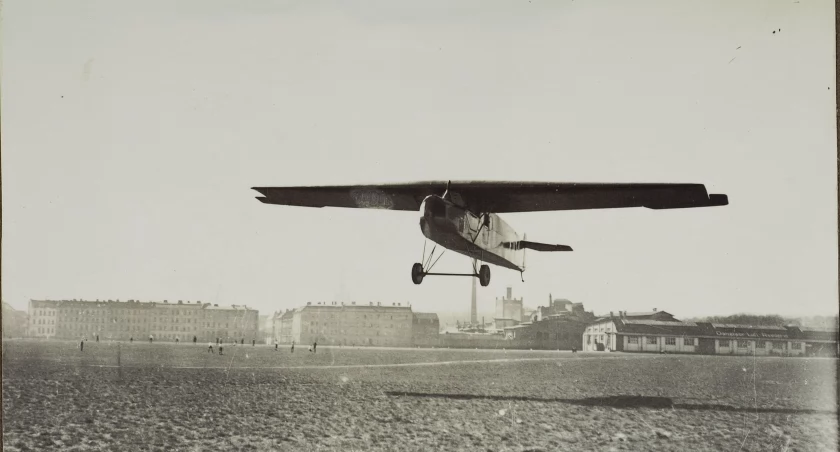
[2, 340, 836, 451]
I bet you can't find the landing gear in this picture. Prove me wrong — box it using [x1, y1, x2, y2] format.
[411, 263, 424, 285]
[411, 244, 492, 286]
[478, 265, 491, 287]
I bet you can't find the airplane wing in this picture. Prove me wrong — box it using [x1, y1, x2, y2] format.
[252, 181, 728, 213]
[252, 183, 437, 211]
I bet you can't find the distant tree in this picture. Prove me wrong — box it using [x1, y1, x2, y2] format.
[580, 311, 597, 322]
[685, 314, 792, 327]
[790, 315, 839, 329]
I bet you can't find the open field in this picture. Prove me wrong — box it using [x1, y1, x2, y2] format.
[3, 340, 837, 451]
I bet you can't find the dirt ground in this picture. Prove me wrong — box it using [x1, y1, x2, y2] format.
[2, 340, 837, 451]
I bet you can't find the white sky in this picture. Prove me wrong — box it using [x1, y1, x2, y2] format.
[2, 0, 837, 319]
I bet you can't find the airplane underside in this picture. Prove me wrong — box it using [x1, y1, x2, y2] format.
[419, 217, 522, 271]
[423, 220, 524, 271]
[412, 195, 528, 287]
[411, 220, 517, 287]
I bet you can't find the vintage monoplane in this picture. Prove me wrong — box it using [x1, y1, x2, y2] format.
[252, 181, 728, 286]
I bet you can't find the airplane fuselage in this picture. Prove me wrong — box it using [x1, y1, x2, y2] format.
[419, 195, 525, 271]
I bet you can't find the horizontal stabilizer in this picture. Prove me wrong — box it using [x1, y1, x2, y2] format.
[504, 241, 573, 252]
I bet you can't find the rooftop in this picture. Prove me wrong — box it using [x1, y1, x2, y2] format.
[711, 323, 786, 330]
[301, 302, 411, 310]
[622, 320, 694, 326]
[615, 319, 708, 336]
[413, 313, 439, 320]
[623, 311, 672, 317]
[29, 299, 254, 311]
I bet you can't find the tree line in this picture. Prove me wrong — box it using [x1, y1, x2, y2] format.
[682, 314, 838, 329]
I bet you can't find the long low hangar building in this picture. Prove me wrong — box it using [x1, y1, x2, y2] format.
[583, 312, 838, 357]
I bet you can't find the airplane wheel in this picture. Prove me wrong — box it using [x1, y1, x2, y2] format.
[479, 265, 491, 286]
[411, 263, 424, 285]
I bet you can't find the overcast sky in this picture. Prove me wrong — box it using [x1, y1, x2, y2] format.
[2, 0, 836, 319]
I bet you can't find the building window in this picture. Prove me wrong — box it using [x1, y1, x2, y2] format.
[684, 338, 695, 346]
[772, 342, 784, 350]
[755, 341, 766, 348]
[665, 337, 676, 346]
[646, 337, 657, 345]
[737, 340, 750, 348]
[628, 336, 639, 344]
[790, 342, 802, 350]
[719, 340, 730, 348]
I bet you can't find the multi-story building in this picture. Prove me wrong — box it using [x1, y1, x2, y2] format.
[412, 312, 440, 343]
[300, 301, 413, 347]
[273, 301, 440, 347]
[499, 297, 595, 350]
[530, 297, 593, 323]
[503, 315, 592, 350]
[3, 302, 29, 338]
[28, 301, 58, 338]
[273, 309, 296, 344]
[493, 287, 524, 330]
[28, 299, 258, 343]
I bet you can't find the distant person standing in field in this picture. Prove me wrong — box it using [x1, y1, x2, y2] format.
[313, 342, 317, 353]
[291, 341, 295, 353]
[96, 334, 99, 343]
[193, 336, 197, 344]
[130, 337, 133, 343]
[218, 345, 224, 355]
[208, 342, 214, 353]
[252, 339, 255, 347]
[80, 339, 84, 351]
[241, 338, 244, 345]
[176, 337, 180, 344]
[149, 335, 153, 343]
[274, 343, 278, 351]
